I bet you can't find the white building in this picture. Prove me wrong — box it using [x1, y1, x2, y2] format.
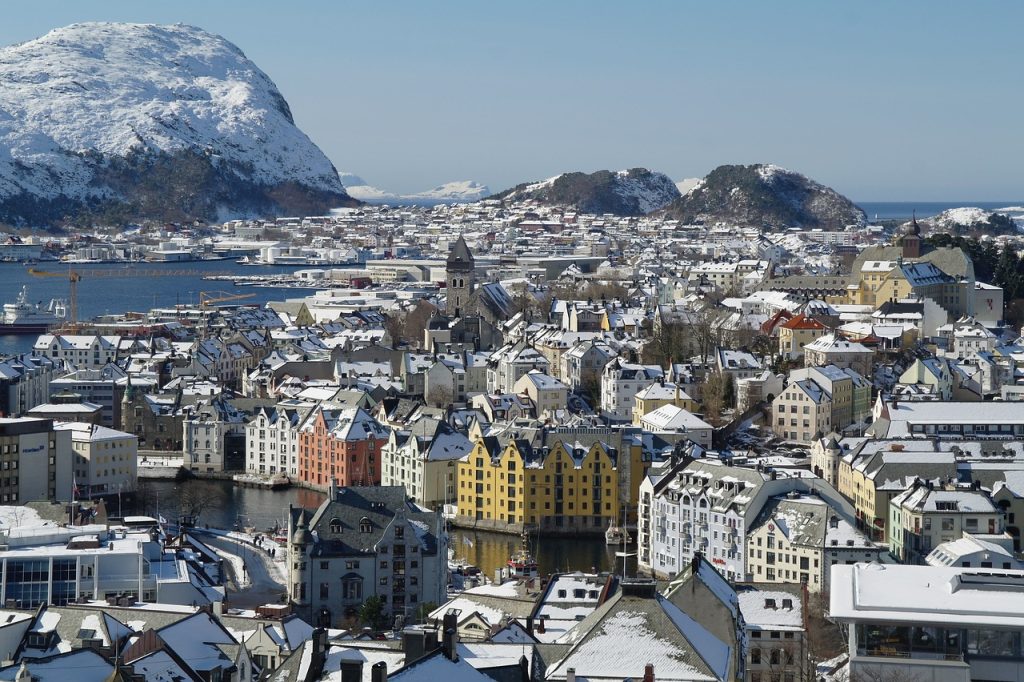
[33, 335, 121, 369]
[926, 532, 1024, 570]
[638, 458, 853, 582]
[639, 405, 713, 448]
[831, 563, 1024, 682]
[245, 404, 311, 478]
[600, 358, 663, 422]
[183, 397, 247, 474]
[745, 492, 880, 592]
[381, 417, 472, 511]
[287, 485, 447, 625]
[53, 422, 137, 499]
[0, 519, 223, 608]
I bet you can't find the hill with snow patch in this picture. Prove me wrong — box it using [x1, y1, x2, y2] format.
[492, 168, 680, 216]
[662, 164, 865, 229]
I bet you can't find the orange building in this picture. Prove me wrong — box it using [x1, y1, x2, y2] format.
[298, 405, 388, 488]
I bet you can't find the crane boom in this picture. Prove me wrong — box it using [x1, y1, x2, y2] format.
[28, 266, 232, 328]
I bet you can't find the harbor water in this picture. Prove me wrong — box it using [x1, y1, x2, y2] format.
[133, 479, 630, 578]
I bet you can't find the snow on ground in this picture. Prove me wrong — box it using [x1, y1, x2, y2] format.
[0, 505, 48, 529]
[675, 177, 702, 195]
[211, 545, 250, 588]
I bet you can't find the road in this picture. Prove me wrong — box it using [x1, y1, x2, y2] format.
[193, 530, 287, 609]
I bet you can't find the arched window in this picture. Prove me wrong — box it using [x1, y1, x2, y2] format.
[359, 517, 372, 533]
[698, 498, 707, 508]
[329, 518, 341, 533]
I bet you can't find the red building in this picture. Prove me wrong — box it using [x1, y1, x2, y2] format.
[298, 406, 388, 488]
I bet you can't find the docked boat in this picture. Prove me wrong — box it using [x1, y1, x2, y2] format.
[605, 524, 632, 546]
[231, 472, 291, 489]
[505, 531, 539, 579]
[0, 286, 65, 334]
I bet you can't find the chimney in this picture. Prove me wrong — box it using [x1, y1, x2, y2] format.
[442, 609, 460, 661]
[370, 661, 387, 682]
[340, 660, 364, 682]
[566, 668, 577, 682]
[643, 663, 655, 682]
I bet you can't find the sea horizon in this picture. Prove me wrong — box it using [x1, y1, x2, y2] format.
[857, 200, 1024, 221]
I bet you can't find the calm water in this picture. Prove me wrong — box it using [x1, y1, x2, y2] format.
[0, 259, 318, 355]
[858, 201, 1024, 221]
[133, 479, 626, 578]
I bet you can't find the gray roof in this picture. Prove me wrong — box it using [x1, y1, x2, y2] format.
[299, 486, 441, 558]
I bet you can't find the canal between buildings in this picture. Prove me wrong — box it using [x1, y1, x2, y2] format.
[133, 479, 636, 579]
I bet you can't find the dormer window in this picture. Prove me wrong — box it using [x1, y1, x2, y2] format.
[329, 518, 341, 533]
[359, 518, 372, 533]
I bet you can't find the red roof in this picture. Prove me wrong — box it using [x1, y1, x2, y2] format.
[779, 313, 827, 331]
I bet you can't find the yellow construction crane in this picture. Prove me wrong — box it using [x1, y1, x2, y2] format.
[28, 266, 232, 328]
[199, 290, 256, 309]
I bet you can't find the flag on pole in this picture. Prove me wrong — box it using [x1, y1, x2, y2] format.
[72, 478, 79, 499]
[158, 515, 168, 526]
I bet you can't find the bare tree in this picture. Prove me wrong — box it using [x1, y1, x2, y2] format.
[426, 384, 454, 409]
[806, 591, 846, 664]
[177, 481, 224, 526]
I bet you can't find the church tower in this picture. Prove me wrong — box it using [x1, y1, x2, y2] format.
[446, 235, 475, 317]
[901, 212, 922, 259]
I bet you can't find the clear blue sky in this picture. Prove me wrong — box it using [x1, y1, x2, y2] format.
[2, 1, 1022, 200]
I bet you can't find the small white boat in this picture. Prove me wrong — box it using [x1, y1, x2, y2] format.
[605, 525, 632, 546]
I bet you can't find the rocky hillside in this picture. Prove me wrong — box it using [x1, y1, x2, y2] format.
[661, 164, 866, 229]
[0, 22, 356, 227]
[924, 207, 1019, 236]
[493, 168, 680, 216]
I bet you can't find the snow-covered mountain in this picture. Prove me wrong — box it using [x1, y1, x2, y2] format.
[339, 173, 490, 206]
[662, 164, 865, 229]
[921, 207, 1020, 235]
[492, 168, 680, 215]
[0, 22, 354, 225]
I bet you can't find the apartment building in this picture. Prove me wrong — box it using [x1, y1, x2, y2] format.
[33, 334, 121, 369]
[0, 417, 73, 503]
[600, 358, 663, 422]
[836, 439, 958, 542]
[777, 314, 828, 360]
[745, 492, 880, 592]
[287, 485, 446, 625]
[637, 458, 853, 581]
[802, 334, 874, 378]
[0, 353, 55, 417]
[771, 365, 870, 443]
[888, 480, 1003, 563]
[245, 403, 312, 477]
[54, 422, 137, 499]
[298, 405, 388, 489]
[631, 381, 698, 425]
[381, 417, 471, 511]
[455, 434, 620, 535]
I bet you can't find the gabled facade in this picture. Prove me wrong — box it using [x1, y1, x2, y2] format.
[455, 436, 620, 535]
